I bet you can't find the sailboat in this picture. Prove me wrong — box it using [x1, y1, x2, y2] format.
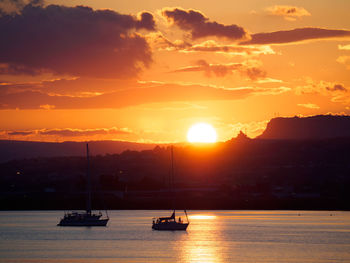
[152, 146, 189, 231]
[57, 143, 109, 226]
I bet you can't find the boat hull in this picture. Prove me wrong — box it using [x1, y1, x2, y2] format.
[152, 222, 189, 231]
[58, 218, 109, 227]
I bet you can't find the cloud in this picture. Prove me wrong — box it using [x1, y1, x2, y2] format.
[182, 40, 275, 56]
[140, 102, 207, 111]
[0, 82, 255, 109]
[326, 84, 347, 92]
[338, 44, 350, 50]
[266, 5, 311, 21]
[252, 86, 291, 95]
[0, 63, 48, 75]
[297, 103, 320, 109]
[0, 0, 43, 14]
[161, 7, 248, 41]
[39, 77, 137, 96]
[173, 60, 241, 76]
[256, 78, 283, 84]
[3, 127, 135, 141]
[136, 11, 156, 31]
[148, 34, 274, 56]
[245, 67, 267, 80]
[0, 3, 155, 78]
[39, 127, 132, 137]
[241, 27, 350, 45]
[296, 81, 348, 95]
[146, 31, 192, 50]
[39, 104, 55, 110]
[7, 131, 33, 136]
[296, 80, 349, 105]
[337, 56, 350, 70]
[172, 59, 266, 80]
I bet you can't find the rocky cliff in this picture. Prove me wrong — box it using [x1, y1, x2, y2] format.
[258, 115, 350, 140]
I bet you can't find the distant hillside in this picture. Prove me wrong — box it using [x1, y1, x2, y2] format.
[0, 140, 157, 163]
[259, 115, 350, 140]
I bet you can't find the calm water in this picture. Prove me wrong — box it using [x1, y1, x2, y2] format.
[0, 210, 350, 262]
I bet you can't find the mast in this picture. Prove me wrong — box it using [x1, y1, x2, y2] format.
[171, 145, 174, 193]
[86, 143, 92, 215]
[169, 145, 175, 215]
[171, 146, 175, 215]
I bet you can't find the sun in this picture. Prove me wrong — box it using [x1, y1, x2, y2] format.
[187, 123, 217, 143]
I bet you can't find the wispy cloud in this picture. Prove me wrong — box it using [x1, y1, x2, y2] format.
[338, 44, 350, 50]
[296, 81, 348, 95]
[148, 34, 274, 56]
[0, 82, 255, 109]
[337, 56, 350, 69]
[266, 5, 311, 21]
[297, 103, 320, 109]
[256, 78, 283, 84]
[7, 131, 34, 136]
[2, 127, 135, 141]
[241, 27, 350, 45]
[39, 127, 132, 137]
[39, 104, 55, 110]
[172, 59, 266, 80]
[181, 40, 275, 56]
[252, 86, 291, 95]
[296, 80, 349, 105]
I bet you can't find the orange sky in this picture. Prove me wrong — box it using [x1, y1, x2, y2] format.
[0, 0, 349, 143]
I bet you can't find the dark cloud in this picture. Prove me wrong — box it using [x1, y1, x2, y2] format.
[136, 11, 155, 31]
[172, 59, 266, 79]
[162, 7, 248, 41]
[241, 27, 350, 45]
[0, 4, 155, 78]
[0, 63, 47, 75]
[326, 84, 348, 92]
[8, 131, 33, 136]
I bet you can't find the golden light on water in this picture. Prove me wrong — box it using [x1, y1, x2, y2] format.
[187, 123, 217, 143]
[180, 213, 223, 263]
[189, 215, 217, 220]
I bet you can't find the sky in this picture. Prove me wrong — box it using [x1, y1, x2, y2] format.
[0, 0, 350, 143]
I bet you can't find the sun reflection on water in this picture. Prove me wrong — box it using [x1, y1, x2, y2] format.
[189, 215, 217, 220]
[179, 213, 224, 263]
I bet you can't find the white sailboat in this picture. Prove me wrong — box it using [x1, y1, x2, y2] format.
[152, 146, 189, 231]
[58, 143, 109, 226]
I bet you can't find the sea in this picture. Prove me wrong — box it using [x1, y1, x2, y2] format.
[0, 210, 350, 262]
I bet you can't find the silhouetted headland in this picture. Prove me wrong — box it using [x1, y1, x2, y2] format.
[259, 115, 350, 140]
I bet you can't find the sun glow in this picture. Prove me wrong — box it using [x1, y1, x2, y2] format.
[187, 123, 217, 143]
